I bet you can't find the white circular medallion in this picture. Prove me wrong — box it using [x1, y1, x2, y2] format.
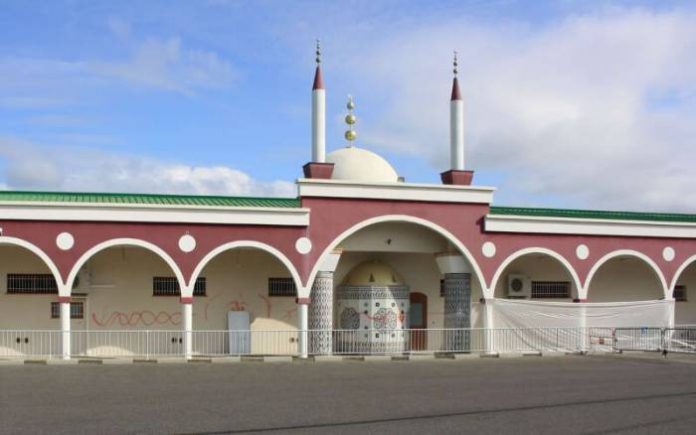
[482, 241, 496, 258]
[178, 234, 196, 253]
[56, 232, 74, 251]
[663, 246, 675, 262]
[576, 244, 589, 260]
[295, 237, 312, 255]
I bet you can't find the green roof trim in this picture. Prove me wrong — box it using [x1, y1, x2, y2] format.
[489, 206, 696, 224]
[0, 190, 301, 208]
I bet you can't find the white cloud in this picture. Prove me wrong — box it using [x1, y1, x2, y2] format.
[327, 7, 696, 211]
[90, 37, 237, 95]
[0, 137, 295, 197]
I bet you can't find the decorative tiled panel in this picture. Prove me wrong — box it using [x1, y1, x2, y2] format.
[443, 273, 471, 351]
[335, 284, 409, 353]
[309, 271, 333, 355]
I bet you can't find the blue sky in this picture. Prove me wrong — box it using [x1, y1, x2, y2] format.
[1, 0, 695, 211]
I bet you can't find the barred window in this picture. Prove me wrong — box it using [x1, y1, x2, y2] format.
[7, 274, 58, 294]
[268, 278, 296, 297]
[674, 285, 687, 302]
[531, 281, 571, 299]
[50, 302, 84, 319]
[153, 277, 206, 297]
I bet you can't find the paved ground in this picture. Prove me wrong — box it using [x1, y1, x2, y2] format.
[2, 354, 696, 434]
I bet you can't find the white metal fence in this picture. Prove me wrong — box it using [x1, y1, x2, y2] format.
[1, 327, 695, 359]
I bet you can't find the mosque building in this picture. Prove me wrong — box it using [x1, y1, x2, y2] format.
[1, 45, 696, 360]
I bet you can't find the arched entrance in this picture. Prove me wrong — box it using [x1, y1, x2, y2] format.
[0, 240, 64, 358]
[66, 239, 187, 357]
[308, 218, 484, 355]
[586, 251, 666, 302]
[491, 248, 581, 301]
[188, 242, 302, 356]
[670, 256, 696, 325]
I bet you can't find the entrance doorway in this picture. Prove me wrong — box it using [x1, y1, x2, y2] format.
[409, 292, 427, 350]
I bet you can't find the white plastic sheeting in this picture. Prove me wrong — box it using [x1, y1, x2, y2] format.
[487, 299, 674, 353]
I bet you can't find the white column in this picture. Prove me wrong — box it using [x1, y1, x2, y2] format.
[450, 97, 464, 170]
[436, 253, 472, 352]
[578, 302, 588, 353]
[59, 297, 71, 360]
[484, 298, 495, 354]
[309, 250, 341, 355]
[181, 299, 193, 359]
[297, 300, 309, 358]
[312, 87, 326, 163]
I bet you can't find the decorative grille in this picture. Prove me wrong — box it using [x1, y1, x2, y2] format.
[152, 277, 206, 296]
[7, 274, 58, 294]
[531, 281, 571, 299]
[50, 302, 84, 319]
[268, 278, 296, 297]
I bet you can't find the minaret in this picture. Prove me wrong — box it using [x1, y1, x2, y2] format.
[441, 51, 474, 185]
[303, 40, 334, 179]
[311, 40, 326, 163]
[450, 52, 464, 171]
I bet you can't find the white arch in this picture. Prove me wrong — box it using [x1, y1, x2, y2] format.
[669, 254, 696, 298]
[584, 249, 669, 299]
[189, 240, 303, 298]
[489, 247, 583, 299]
[0, 236, 65, 294]
[305, 214, 486, 298]
[66, 238, 185, 297]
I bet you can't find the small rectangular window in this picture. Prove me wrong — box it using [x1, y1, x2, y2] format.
[674, 285, 687, 302]
[50, 302, 84, 319]
[268, 278, 296, 297]
[7, 274, 58, 294]
[440, 279, 445, 297]
[153, 277, 206, 297]
[531, 281, 571, 299]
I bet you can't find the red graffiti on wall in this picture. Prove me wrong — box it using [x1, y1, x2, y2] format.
[92, 310, 182, 327]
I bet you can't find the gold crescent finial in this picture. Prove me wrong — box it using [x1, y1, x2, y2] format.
[316, 39, 321, 65]
[453, 51, 458, 76]
[344, 94, 357, 145]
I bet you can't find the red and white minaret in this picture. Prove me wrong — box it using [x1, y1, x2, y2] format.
[441, 52, 474, 185]
[303, 40, 334, 179]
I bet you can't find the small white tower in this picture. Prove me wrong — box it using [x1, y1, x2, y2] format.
[441, 52, 474, 185]
[450, 51, 464, 171]
[311, 40, 326, 163]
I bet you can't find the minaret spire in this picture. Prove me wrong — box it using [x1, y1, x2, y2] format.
[312, 39, 324, 90]
[451, 51, 462, 101]
[311, 39, 326, 162]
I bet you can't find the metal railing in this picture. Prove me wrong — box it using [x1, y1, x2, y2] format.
[2, 327, 696, 359]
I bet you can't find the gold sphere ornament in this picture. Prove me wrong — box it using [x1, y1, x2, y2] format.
[345, 130, 357, 141]
[345, 114, 356, 125]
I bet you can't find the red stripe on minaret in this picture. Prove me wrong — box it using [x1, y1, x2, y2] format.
[451, 77, 461, 101]
[312, 66, 324, 90]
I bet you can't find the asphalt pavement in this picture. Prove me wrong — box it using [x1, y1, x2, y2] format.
[2, 354, 696, 434]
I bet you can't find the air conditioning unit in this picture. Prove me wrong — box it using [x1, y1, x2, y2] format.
[507, 274, 531, 299]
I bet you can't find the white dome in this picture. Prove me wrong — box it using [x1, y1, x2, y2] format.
[326, 147, 399, 183]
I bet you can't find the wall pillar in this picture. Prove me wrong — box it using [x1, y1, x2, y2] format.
[181, 297, 193, 359]
[436, 254, 472, 352]
[308, 250, 341, 355]
[297, 298, 309, 358]
[59, 296, 71, 360]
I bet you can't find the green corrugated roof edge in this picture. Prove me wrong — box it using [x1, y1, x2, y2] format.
[489, 206, 696, 224]
[0, 190, 301, 208]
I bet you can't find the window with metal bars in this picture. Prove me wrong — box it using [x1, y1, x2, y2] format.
[7, 274, 58, 294]
[152, 277, 206, 297]
[531, 281, 571, 299]
[50, 302, 84, 319]
[674, 285, 687, 302]
[268, 278, 296, 297]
